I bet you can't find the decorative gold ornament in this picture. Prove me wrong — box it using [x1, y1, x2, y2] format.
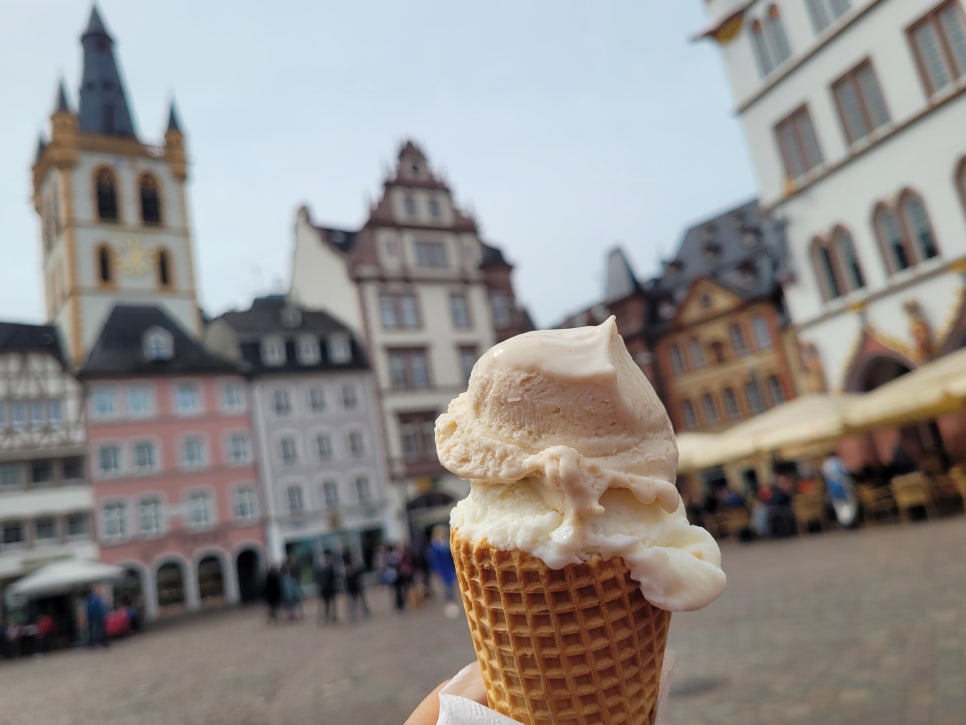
[119, 238, 153, 277]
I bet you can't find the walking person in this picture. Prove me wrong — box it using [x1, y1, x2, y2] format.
[263, 565, 282, 624]
[427, 525, 459, 618]
[316, 551, 339, 625]
[343, 550, 370, 622]
[85, 586, 108, 648]
[280, 564, 303, 621]
[823, 453, 858, 528]
[389, 544, 413, 612]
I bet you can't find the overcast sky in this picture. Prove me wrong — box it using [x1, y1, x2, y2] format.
[1, 1, 758, 330]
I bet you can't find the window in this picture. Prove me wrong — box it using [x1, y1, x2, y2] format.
[133, 440, 157, 472]
[2, 521, 25, 547]
[139, 173, 162, 225]
[0, 403, 5, 429]
[261, 337, 286, 366]
[415, 240, 448, 269]
[157, 250, 173, 289]
[182, 436, 206, 468]
[668, 344, 686, 375]
[908, 1, 966, 96]
[67, 513, 89, 537]
[875, 206, 911, 273]
[745, 379, 765, 414]
[767, 376, 786, 406]
[30, 461, 54, 487]
[816, 242, 843, 300]
[96, 245, 114, 285]
[128, 386, 155, 417]
[900, 194, 939, 261]
[322, 480, 339, 506]
[0, 464, 23, 490]
[63, 457, 84, 481]
[399, 412, 437, 463]
[490, 291, 512, 328]
[806, 0, 850, 33]
[273, 389, 291, 416]
[752, 317, 772, 349]
[316, 433, 333, 460]
[688, 339, 706, 369]
[459, 346, 478, 382]
[775, 107, 824, 180]
[102, 502, 127, 540]
[833, 60, 890, 146]
[222, 383, 245, 412]
[403, 195, 417, 216]
[750, 20, 774, 77]
[297, 335, 320, 365]
[342, 385, 358, 409]
[449, 292, 471, 328]
[387, 348, 431, 389]
[309, 388, 326, 412]
[218, 434, 244, 466]
[10, 403, 24, 429]
[701, 394, 719, 425]
[347, 431, 365, 458]
[92, 388, 116, 419]
[710, 341, 727, 364]
[428, 198, 441, 218]
[682, 400, 698, 431]
[175, 383, 201, 414]
[723, 388, 740, 420]
[729, 325, 749, 356]
[379, 292, 421, 329]
[764, 5, 792, 67]
[95, 168, 118, 221]
[355, 475, 372, 502]
[287, 485, 304, 514]
[139, 498, 163, 535]
[327, 334, 351, 364]
[234, 487, 257, 522]
[280, 437, 298, 465]
[835, 230, 866, 292]
[29, 401, 44, 428]
[186, 491, 212, 530]
[35, 517, 58, 541]
[98, 444, 121, 476]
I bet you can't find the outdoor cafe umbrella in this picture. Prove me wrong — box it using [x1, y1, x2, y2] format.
[8, 559, 125, 599]
[676, 431, 725, 474]
[844, 347, 966, 431]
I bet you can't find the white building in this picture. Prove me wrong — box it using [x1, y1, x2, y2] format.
[290, 140, 530, 539]
[0, 324, 95, 598]
[206, 296, 395, 566]
[699, 0, 966, 404]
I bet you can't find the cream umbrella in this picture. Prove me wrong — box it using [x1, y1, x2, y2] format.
[676, 432, 726, 474]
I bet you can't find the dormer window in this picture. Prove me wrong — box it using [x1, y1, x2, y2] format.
[410, 163, 421, 176]
[280, 305, 302, 328]
[704, 242, 721, 261]
[297, 335, 320, 365]
[738, 262, 760, 289]
[742, 230, 761, 247]
[428, 198, 441, 218]
[143, 327, 174, 361]
[666, 259, 684, 276]
[327, 334, 351, 364]
[261, 337, 286, 366]
[403, 195, 417, 217]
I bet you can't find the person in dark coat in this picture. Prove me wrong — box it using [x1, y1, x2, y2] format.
[342, 550, 370, 622]
[316, 551, 339, 625]
[263, 565, 282, 624]
[85, 587, 108, 648]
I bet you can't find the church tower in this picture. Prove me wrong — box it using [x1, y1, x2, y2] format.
[32, 6, 202, 365]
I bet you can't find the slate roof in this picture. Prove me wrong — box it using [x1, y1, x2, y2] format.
[0, 322, 67, 366]
[215, 295, 369, 375]
[480, 242, 512, 269]
[80, 305, 237, 378]
[78, 6, 137, 138]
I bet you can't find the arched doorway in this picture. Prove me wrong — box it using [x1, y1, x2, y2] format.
[114, 566, 145, 624]
[235, 549, 261, 604]
[197, 554, 226, 607]
[156, 560, 186, 614]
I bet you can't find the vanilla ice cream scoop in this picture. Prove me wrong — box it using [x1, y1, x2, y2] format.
[436, 317, 725, 612]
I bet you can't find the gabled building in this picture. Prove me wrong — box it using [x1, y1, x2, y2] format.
[79, 306, 264, 621]
[205, 296, 392, 572]
[33, 6, 201, 365]
[290, 140, 530, 538]
[0, 323, 94, 600]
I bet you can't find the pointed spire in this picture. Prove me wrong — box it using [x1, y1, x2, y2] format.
[53, 78, 72, 114]
[35, 133, 48, 163]
[166, 99, 182, 133]
[78, 4, 137, 138]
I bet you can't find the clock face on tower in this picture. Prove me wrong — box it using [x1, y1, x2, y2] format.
[119, 238, 153, 277]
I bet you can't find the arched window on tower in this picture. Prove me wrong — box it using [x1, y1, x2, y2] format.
[96, 244, 114, 286]
[95, 168, 119, 221]
[139, 173, 162, 226]
[157, 249, 174, 290]
[812, 238, 843, 301]
[873, 205, 910, 275]
[898, 192, 939, 262]
[750, 20, 773, 77]
[833, 228, 865, 292]
[764, 5, 792, 67]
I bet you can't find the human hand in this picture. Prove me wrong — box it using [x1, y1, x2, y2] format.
[403, 662, 487, 725]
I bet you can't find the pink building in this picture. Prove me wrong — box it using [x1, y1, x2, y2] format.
[80, 306, 265, 621]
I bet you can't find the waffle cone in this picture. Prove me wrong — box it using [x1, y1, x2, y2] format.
[452, 527, 671, 725]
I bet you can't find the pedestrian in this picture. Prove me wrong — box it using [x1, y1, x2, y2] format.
[280, 564, 304, 621]
[85, 586, 108, 648]
[427, 525, 460, 619]
[822, 453, 858, 528]
[766, 469, 797, 538]
[389, 544, 414, 612]
[264, 565, 282, 623]
[343, 550, 370, 622]
[316, 550, 339, 625]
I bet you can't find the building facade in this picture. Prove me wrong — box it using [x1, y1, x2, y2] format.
[32, 7, 201, 365]
[290, 140, 530, 538]
[206, 296, 392, 572]
[80, 306, 264, 621]
[699, 0, 966, 462]
[0, 324, 94, 601]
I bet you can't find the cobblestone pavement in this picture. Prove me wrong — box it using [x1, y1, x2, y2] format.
[1, 517, 965, 724]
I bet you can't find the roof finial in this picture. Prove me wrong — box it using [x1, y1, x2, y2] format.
[54, 78, 72, 114]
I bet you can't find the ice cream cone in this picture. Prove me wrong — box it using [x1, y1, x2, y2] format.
[452, 527, 671, 725]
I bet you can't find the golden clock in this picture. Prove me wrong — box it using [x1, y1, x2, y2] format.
[119, 238, 153, 277]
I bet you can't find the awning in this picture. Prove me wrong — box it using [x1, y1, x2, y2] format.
[8, 559, 125, 599]
[677, 432, 725, 474]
